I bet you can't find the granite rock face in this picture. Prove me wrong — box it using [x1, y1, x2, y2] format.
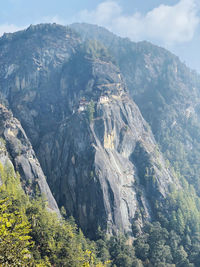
[71, 23, 200, 195]
[0, 23, 80, 146]
[0, 104, 59, 214]
[0, 24, 177, 237]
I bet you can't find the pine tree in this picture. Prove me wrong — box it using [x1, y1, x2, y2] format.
[0, 197, 33, 266]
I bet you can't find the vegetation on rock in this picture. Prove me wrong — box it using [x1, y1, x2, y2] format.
[0, 163, 108, 266]
[0, 23, 200, 266]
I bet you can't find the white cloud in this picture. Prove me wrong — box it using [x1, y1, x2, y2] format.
[0, 24, 25, 37]
[79, 1, 121, 26]
[78, 0, 200, 44]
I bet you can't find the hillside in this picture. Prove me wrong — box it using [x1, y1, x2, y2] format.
[71, 23, 200, 195]
[0, 23, 199, 266]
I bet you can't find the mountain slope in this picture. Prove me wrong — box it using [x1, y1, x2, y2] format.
[71, 23, 200, 195]
[0, 104, 59, 214]
[0, 24, 178, 238]
[37, 51, 176, 237]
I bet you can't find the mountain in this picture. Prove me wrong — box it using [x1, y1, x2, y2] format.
[0, 104, 59, 214]
[0, 23, 200, 265]
[71, 23, 200, 195]
[0, 23, 177, 238]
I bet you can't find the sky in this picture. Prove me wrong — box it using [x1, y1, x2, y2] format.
[0, 0, 200, 72]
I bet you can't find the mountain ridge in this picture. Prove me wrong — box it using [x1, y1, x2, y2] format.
[0, 22, 200, 265]
[71, 22, 200, 196]
[0, 23, 179, 238]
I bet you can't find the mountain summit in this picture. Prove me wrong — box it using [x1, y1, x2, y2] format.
[0, 23, 200, 265]
[0, 23, 178, 237]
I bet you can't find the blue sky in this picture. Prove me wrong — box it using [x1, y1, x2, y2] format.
[1, 0, 200, 72]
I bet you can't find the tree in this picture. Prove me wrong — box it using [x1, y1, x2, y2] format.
[0, 197, 33, 266]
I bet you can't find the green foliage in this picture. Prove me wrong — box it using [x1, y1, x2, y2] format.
[0, 155, 200, 266]
[26, 198, 101, 266]
[0, 197, 33, 266]
[0, 161, 28, 207]
[87, 100, 95, 122]
[161, 125, 200, 195]
[82, 40, 113, 62]
[95, 233, 144, 267]
[0, 162, 107, 267]
[0, 137, 6, 151]
[132, 182, 200, 266]
[93, 179, 200, 266]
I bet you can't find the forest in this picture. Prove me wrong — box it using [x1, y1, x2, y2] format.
[0, 160, 200, 266]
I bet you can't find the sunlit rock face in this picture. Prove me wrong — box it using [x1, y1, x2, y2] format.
[72, 23, 200, 196]
[0, 104, 60, 214]
[0, 23, 177, 238]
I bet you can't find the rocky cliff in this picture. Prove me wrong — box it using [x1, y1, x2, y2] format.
[37, 52, 177, 237]
[71, 23, 200, 196]
[0, 23, 180, 237]
[0, 104, 59, 214]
